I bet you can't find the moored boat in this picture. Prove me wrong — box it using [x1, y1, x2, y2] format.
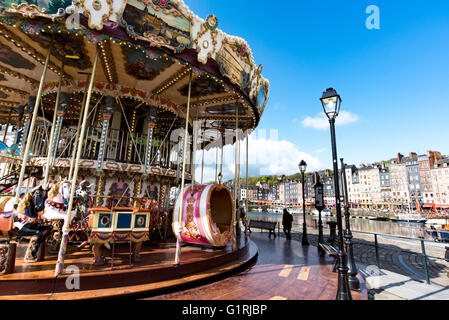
[391, 214, 427, 224]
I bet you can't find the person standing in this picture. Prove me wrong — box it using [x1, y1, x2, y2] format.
[282, 208, 293, 240]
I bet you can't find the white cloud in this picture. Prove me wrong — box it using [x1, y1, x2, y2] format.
[193, 131, 323, 183]
[301, 111, 359, 130]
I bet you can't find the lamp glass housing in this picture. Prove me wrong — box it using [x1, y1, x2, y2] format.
[299, 161, 307, 174]
[321, 88, 342, 120]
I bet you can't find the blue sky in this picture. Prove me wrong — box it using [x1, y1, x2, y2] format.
[187, 0, 449, 179]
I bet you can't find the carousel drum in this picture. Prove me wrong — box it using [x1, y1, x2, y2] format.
[173, 184, 234, 247]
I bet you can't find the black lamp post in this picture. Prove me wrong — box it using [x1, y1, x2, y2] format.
[340, 158, 360, 291]
[313, 173, 325, 255]
[320, 88, 352, 300]
[299, 160, 309, 246]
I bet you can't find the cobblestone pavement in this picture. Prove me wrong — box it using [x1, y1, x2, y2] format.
[278, 226, 449, 299]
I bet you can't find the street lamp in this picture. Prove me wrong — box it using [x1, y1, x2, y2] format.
[340, 158, 360, 291]
[313, 172, 325, 255]
[299, 160, 309, 246]
[321, 88, 352, 300]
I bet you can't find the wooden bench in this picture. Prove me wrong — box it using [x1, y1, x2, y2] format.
[248, 220, 277, 239]
[319, 233, 343, 273]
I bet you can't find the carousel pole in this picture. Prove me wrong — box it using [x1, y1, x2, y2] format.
[68, 73, 90, 181]
[219, 132, 224, 184]
[190, 97, 200, 191]
[43, 60, 65, 188]
[55, 49, 99, 277]
[201, 145, 205, 185]
[144, 107, 158, 175]
[174, 70, 192, 266]
[215, 147, 218, 184]
[245, 131, 249, 238]
[14, 37, 53, 204]
[2, 108, 12, 143]
[233, 106, 239, 250]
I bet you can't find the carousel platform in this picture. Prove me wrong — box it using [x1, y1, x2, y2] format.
[0, 236, 256, 300]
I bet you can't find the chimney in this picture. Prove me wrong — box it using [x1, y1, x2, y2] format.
[409, 152, 417, 159]
[397, 153, 404, 163]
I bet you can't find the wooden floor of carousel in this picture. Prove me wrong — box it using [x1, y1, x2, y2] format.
[0, 234, 256, 300]
[0, 232, 368, 300]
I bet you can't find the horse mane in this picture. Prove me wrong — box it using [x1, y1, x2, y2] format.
[18, 193, 33, 213]
[48, 181, 62, 200]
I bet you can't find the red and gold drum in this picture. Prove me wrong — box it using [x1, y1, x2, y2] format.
[173, 184, 234, 247]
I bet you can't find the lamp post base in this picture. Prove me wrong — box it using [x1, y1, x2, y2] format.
[344, 229, 360, 291]
[302, 223, 309, 246]
[348, 275, 360, 291]
[336, 250, 352, 300]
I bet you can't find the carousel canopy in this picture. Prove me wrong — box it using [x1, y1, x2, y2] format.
[0, 0, 269, 137]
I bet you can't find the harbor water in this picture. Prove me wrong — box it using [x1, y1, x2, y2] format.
[248, 211, 434, 240]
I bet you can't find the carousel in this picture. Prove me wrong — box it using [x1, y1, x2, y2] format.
[0, 0, 268, 299]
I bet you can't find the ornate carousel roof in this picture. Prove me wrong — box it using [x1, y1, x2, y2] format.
[0, 0, 269, 133]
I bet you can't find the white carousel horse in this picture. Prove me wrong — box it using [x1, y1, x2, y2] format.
[0, 196, 15, 213]
[43, 180, 77, 221]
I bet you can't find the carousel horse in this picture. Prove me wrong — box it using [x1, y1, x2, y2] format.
[42, 180, 77, 252]
[0, 196, 14, 213]
[43, 180, 77, 221]
[14, 187, 52, 261]
[74, 180, 92, 249]
[0, 187, 52, 261]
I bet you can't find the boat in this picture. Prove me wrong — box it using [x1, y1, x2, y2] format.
[391, 214, 427, 224]
[369, 216, 390, 222]
[425, 219, 449, 226]
[425, 228, 449, 242]
[257, 207, 263, 212]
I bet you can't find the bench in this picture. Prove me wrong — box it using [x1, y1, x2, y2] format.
[319, 227, 343, 273]
[248, 220, 277, 239]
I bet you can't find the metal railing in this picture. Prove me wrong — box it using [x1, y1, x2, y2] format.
[27, 125, 180, 170]
[283, 221, 449, 285]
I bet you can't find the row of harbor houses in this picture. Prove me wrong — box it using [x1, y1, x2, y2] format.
[235, 151, 449, 212]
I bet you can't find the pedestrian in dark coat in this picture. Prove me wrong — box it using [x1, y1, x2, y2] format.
[282, 209, 293, 240]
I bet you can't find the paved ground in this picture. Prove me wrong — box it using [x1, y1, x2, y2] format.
[282, 226, 449, 300]
[145, 232, 366, 300]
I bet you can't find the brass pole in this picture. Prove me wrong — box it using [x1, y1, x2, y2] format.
[55, 49, 99, 277]
[174, 70, 192, 266]
[68, 73, 90, 181]
[14, 37, 53, 203]
[43, 60, 65, 188]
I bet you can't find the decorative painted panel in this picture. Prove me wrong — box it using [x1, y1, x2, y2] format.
[0, 43, 35, 69]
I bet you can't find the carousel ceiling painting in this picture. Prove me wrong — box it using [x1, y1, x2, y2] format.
[0, 0, 269, 132]
[0, 42, 35, 69]
[123, 46, 174, 81]
[26, 32, 93, 70]
[178, 75, 227, 98]
[121, 0, 191, 51]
